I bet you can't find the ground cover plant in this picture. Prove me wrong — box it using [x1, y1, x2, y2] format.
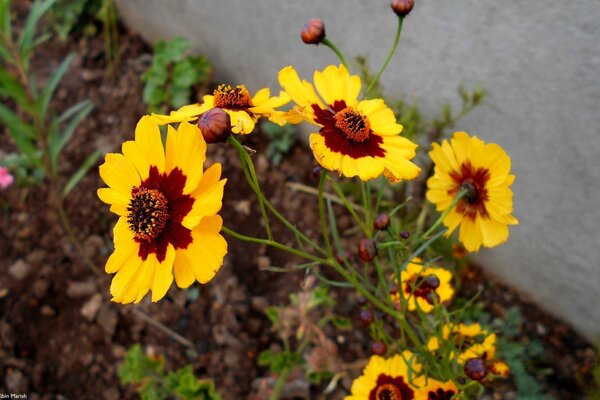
[0, 0, 597, 399]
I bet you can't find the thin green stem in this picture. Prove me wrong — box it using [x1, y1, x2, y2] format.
[422, 189, 467, 239]
[322, 37, 349, 69]
[317, 170, 333, 254]
[365, 16, 404, 96]
[229, 136, 273, 241]
[327, 175, 369, 234]
[222, 226, 326, 265]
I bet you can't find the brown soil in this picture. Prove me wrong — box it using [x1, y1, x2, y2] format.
[0, 3, 596, 399]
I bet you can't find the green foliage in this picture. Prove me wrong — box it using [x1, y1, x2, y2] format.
[589, 350, 600, 400]
[258, 349, 303, 374]
[0, 0, 98, 193]
[119, 344, 222, 400]
[141, 37, 212, 113]
[49, 0, 103, 40]
[262, 121, 297, 165]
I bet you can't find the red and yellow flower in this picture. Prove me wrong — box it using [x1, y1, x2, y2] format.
[345, 352, 423, 400]
[97, 116, 227, 303]
[278, 64, 420, 182]
[391, 258, 454, 313]
[426, 131, 518, 252]
[152, 84, 291, 134]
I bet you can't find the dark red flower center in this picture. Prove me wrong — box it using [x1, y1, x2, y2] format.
[334, 107, 371, 143]
[213, 84, 253, 110]
[312, 100, 385, 159]
[369, 374, 414, 400]
[449, 162, 490, 220]
[427, 388, 457, 400]
[128, 187, 169, 241]
[375, 383, 403, 400]
[129, 166, 194, 262]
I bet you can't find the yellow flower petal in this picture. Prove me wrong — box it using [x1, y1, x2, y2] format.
[135, 115, 165, 172]
[99, 153, 140, 196]
[165, 121, 207, 194]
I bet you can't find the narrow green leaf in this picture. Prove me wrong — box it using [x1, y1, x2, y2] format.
[19, 0, 56, 54]
[49, 100, 93, 172]
[327, 198, 344, 256]
[0, 0, 11, 37]
[61, 150, 101, 198]
[0, 103, 37, 156]
[0, 69, 30, 109]
[39, 53, 74, 119]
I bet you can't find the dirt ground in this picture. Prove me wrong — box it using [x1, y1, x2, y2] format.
[0, 4, 597, 399]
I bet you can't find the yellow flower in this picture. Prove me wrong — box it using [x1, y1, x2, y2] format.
[345, 352, 423, 400]
[278, 64, 420, 182]
[414, 378, 459, 400]
[426, 131, 518, 252]
[427, 323, 497, 364]
[97, 116, 227, 303]
[152, 84, 291, 134]
[391, 258, 454, 313]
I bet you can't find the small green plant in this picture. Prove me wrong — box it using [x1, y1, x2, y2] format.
[0, 0, 98, 195]
[142, 37, 212, 113]
[262, 120, 297, 165]
[119, 344, 222, 400]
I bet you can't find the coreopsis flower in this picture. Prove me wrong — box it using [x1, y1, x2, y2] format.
[426, 131, 518, 252]
[391, 258, 454, 313]
[278, 64, 421, 182]
[0, 166, 14, 189]
[152, 84, 291, 134]
[97, 116, 227, 303]
[414, 379, 459, 400]
[345, 352, 423, 400]
[427, 323, 497, 364]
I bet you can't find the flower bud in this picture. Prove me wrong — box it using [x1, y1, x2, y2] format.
[424, 275, 440, 290]
[358, 239, 377, 262]
[312, 165, 323, 179]
[399, 230, 410, 239]
[425, 290, 440, 306]
[373, 213, 390, 230]
[356, 296, 368, 306]
[391, 0, 414, 17]
[389, 283, 398, 296]
[358, 309, 374, 326]
[198, 108, 231, 143]
[370, 341, 387, 356]
[464, 358, 487, 381]
[301, 18, 326, 45]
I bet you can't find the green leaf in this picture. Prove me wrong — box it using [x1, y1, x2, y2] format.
[330, 315, 352, 330]
[19, 0, 57, 55]
[49, 100, 93, 173]
[0, 69, 31, 111]
[61, 149, 101, 198]
[39, 53, 73, 119]
[169, 85, 190, 109]
[0, 103, 37, 157]
[172, 60, 197, 88]
[159, 37, 190, 63]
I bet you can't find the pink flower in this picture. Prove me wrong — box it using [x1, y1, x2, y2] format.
[0, 166, 14, 189]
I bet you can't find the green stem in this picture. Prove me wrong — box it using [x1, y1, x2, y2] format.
[317, 170, 333, 254]
[365, 16, 404, 95]
[229, 136, 273, 241]
[422, 189, 467, 239]
[327, 175, 369, 234]
[222, 226, 326, 265]
[322, 37, 349, 69]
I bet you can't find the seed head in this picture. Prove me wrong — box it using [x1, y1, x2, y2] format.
[358, 309, 374, 326]
[370, 341, 387, 356]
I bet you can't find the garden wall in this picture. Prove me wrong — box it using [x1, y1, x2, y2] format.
[115, 0, 600, 340]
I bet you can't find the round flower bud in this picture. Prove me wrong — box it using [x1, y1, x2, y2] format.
[391, 0, 414, 17]
[424, 275, 440, 289]
[198, 108, 231, 143]
[358, 309, 374, 326]
[399, 230, 410, 239]
[373, 213, 391, 230]
[370, 341, 387, 356]
[312, 165, 323, 179]
[356, 296, 368, 306]
[464, 358, 487, 381]
[301, 18, 326, 45]
[358, 239, 377, 262]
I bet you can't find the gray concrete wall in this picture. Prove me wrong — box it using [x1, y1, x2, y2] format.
[116, 0, 600, 340]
